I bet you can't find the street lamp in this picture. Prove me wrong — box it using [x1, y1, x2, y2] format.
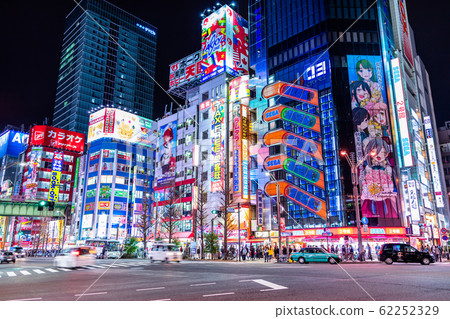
[340, 149, 375, 261]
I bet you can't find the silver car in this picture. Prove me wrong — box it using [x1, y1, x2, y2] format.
[11, 246, 26, 258]
[0, 251, 16, 264]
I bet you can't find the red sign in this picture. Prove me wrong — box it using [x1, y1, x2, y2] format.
[29, 125, 85, 153]
[398, 0, 414, 66]
[200, 99, 212, 111]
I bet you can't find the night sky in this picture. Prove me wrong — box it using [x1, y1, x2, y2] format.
[0, 0, 448, 131]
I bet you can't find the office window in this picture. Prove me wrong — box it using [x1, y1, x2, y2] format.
[202, 111, 209, 120]
[202, 130, 208, 140]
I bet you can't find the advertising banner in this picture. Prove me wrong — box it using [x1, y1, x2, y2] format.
[0, 130, 28, 158]
[88, 108, 155, 146]
[23, 147, 42, 200]
[398, 0, 414, 66]
[201, 5, 248, 82]
[29, 125, 84, 153]
[347, 55, 399, 219]
[224, 6, 249, 77]
[407, 180, 420, 221]
[156, 120, 177, 188]
[169, 51, 202, 88]
[391, 57, 413, 167]
[81, 214, 93, 229]
[232, 101, 242, 194]
[201, 6, 227, 82]
[424, 116, 445, 208]
[48, 151, 63, 202]
[256, 189, 263, 226]
[211, 99, 225, 192]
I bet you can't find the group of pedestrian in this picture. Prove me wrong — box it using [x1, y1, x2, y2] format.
[26, 249, 60, 257]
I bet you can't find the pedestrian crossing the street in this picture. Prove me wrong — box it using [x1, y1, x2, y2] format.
[0, 261, 150, 279]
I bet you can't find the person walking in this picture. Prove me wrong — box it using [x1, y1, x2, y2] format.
[268, 246, 274, 261]
[367, 244, 373, 260]
[241, 246, 248, 261]
[250, 245, 255, 261]
[264, 246, 269, 262]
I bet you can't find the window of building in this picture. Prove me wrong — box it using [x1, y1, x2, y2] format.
[202, 111, 209, 120]
[101, 175, 113, 183]
[201, 172, 208, 182]
[202, 92, 209, 102]
[201, 151, 208, 161]
[202, 130, 208, 140]
[87, 177, 97, 185]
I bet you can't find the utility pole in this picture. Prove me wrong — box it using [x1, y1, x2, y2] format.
[276, 181, 281, 259]
[237, 202, 241, 262]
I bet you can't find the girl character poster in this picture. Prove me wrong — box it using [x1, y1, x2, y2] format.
[157, 121, 177, 188]
[347, 55, 399, 219]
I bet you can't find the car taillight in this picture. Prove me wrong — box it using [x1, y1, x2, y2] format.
[72, 251, 80, 256]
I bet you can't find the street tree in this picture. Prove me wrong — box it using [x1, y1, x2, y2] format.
[195, 179, 209, 259]
[135, 189, 153, 257]
[160, 186, 180, 243]
[218, 170, 237, 260]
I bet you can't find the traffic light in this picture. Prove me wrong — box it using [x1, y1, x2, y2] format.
[48, 202, 55, 211]
[38, 200, 47, 211]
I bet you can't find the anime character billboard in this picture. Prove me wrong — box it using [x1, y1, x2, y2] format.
[157, 121, 177, 188]
[347, 55, 399, 219]
[23, 148, 42, 200]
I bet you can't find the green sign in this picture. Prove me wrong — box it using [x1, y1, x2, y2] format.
[115, 190, 127, 197]
[86, 190, 96, 198]
[100, 186, 111, 198]
[73, 157, 80, 189]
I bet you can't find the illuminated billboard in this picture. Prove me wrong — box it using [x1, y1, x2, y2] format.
[156, 120, 177, 188]
[88, 108, 155, 146]
[29, 126, 84, 153]
[23, 147, 42, 200]
[0, 130, 28, 158]
[230, 76, 250, 199]
[201, 5, 248, 82]
[424, 116, 444, 208]
[169, 51, 202, 88]
[48, 151, 63, 203]
[398, 0, 414, 66]
[347, 55, 399, 219]
[391, 58, 413, 167]
[211, 99, 225, 192]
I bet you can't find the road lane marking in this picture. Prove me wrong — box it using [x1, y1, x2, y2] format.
[203, 292, 235, 297]
[253, 279, 288, 291]
[136, 287, 165, 291]
[57, 268, 72, 271]
[20, 271, 31, 275]
[6, 298, 42, 301]
[190, 282, 216, 287]
[74, 292, 107, 297]
[150, 299, 171, 301]
[45, 268, 58, 273]
[7, 272, 17, 277]
[33, 269, 45, 274]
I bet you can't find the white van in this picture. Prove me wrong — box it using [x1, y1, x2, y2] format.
[148, 243, 182, 263]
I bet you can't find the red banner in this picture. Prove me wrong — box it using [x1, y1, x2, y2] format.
[29, 125, 85, 153]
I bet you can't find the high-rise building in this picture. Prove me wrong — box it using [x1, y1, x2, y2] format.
[53, 0, 157, 134]
[247, 0, 448, 247]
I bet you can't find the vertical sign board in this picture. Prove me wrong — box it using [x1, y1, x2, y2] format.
[256, 189, 263, 226]
[48, 151, 64, 202]
[211, 99, 225, 192]
[391, 58, 413, 167]
[407, 180, 420, 222]
[229, 76, 250, 199]
[424, 116, 445, 208]
[398, 0, 414, 67]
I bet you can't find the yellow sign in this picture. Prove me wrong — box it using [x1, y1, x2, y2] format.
[48, 171, 61, 202]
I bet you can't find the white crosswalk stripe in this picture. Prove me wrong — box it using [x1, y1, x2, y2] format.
[81, 266, 95, 269]
[90, 265, 107, 268]
[57, 268, 72, 271]
[20, 271, 31, 275]
[7, 272, 17, 277]
[33, 269, 45, 274]
[45, 268, 59, 273]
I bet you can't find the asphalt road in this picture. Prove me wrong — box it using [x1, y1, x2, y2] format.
[1, 258, 450, 301]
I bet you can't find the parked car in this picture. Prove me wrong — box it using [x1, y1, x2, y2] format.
[379, 243, 435, 265]
[148, 243, 182, 263]
[11, 246, 26, 258]
[290, 248, 341, 264]
[0, 251, 16, 264]
[54, 247, 97, 268]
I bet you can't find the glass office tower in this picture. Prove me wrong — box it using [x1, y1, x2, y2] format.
[53, 0, 157, 134]
[248, 0, 430, 238]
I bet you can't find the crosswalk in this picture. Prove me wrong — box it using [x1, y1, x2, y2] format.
[0, 261, 149, 279]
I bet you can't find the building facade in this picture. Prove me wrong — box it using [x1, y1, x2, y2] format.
[75, 108, 156, 240]
[53, 0, 157, 134]
[246, 0, 448, 247]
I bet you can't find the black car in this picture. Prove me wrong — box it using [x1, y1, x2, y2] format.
[379, 243, 435, 265]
